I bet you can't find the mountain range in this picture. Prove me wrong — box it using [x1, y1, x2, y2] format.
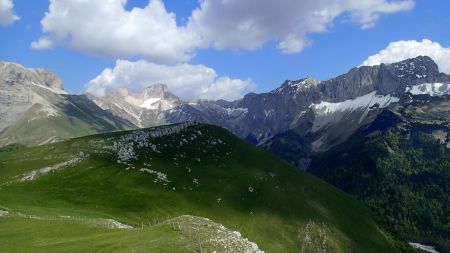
[2, 56, 448, 151]
[86, 56, 449, 152]
[1, 56, 449, 252]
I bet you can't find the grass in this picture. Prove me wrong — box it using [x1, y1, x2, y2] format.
[0, 123, 401, 252]
[0, 216, 195, 253]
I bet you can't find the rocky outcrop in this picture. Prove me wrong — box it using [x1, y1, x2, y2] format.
[0, 62, 64, 91]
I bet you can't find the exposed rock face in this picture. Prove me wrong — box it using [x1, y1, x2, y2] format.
[87, 56, 449, 151]
[318, 56, 447, 101]
[87, 84, 181, 128]
[0, 61, 134, 147]
[0, 62, 57, 132]
[0, 62, 64, 91]
[33, 68, 64, 90]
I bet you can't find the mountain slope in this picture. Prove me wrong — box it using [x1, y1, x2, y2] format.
[266, 94, 450, 252]
[0, 123, 407, 252]
[0, 61, 135, 147]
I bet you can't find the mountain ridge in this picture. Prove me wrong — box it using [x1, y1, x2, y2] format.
[85, 56, 450, 151]
[2, 56, 449, 152]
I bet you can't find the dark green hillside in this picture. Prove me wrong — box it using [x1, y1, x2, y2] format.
[309, 111, 450, 252]
[0, 123, 401, 252]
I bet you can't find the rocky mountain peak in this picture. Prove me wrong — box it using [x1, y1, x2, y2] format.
[143, 83, 168, 98]
[106, 84, 177, 102]
[34, 68, 64, 90]
[89, 83, 182, 128]
[0, 61, 64, 91]
[319, 56, 449, 102]
[382, 56, 447, 86]
[272, 77, 321, 95]
[297, 77, 321, 89]
[388, 56, 438, 75]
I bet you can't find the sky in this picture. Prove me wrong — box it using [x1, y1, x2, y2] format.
[0, 0, 449, 100]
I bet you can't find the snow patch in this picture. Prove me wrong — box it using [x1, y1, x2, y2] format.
[409, 242, 439, 253]
[309, 91, 400, 138]
[406, 83, 450, 96]
[140, 98, 161, 109]
[311, 91, 399, 115]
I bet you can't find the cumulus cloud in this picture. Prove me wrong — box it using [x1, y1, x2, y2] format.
[189, 0, 415, 53]
[362, 39, 450, 74]
[33, 0, 415, 61]
[85, 60, 255, 101]
[32, 0, 201, 63]
[30, 37, 53, 50]
[0, 0, 20, 26]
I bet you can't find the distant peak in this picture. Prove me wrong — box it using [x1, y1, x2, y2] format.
[0, 60, 64, 92]
[144, 83, 168, 97]
[387, 56, 440, 78]
[272, 76, 321, 94]
[301, 77, 321, 85]
[389, 56, 436, 67]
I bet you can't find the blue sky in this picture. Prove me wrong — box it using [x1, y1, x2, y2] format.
[0, 0, 449, 98]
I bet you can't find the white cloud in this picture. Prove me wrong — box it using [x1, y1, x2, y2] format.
[33, 0, 414, 60]
[362, 39, 450, 74]
[85, 60, 255, 101]
[0, 0, 20, 26]
[189, 0, 415, 53]
[32, 0, 201, 64]
[30, 37, 53, 50]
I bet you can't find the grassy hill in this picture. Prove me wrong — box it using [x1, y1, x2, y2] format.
[0, 123, 405, 252]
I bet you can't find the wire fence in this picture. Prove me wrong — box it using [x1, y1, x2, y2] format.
[1, 208, 208, 253]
